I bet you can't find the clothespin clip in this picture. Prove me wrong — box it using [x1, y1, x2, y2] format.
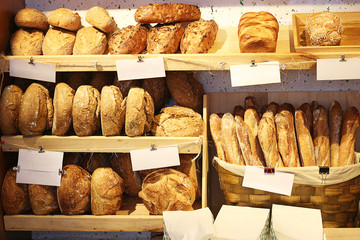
[339, 54, 346, 62]
[319, 166, 329, 184]
[137, 55, 144, 62]
[59, 169, 66, 175]
[150, 143, 157, 151]
[93, 61, 98, 68]
[250, 60, 257, 67]
[220, 62, 226, 70]
[13, 166, 20, 172]
[39, 146, 45, 153]
[28, 57, 35, 64]
[264, 167, 275, 175]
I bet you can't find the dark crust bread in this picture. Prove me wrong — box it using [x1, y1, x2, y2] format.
[147, 23, 184, 54]
[142, 78, 168, 112]
[0, 85, 23, 135]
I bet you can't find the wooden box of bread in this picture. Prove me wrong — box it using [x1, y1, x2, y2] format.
[208, 91, 360, 228]
[293, 12, 360, 53]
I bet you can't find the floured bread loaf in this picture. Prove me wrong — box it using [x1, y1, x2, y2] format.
[73, 27, 107, 55]
[86, 6, 117, 33]
[11, 28, 44, 56]
[42, 27, 76, 55]
[48, 8, 82, 31]
[15, 8, 48, 31]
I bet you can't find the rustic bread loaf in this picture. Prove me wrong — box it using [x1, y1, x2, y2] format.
[209, 113, 226, 162]
[299, 103, 313, 136]
[11, 28, 44, 56]
[1, 169, 31, 214]
[329, 101, 343, 167]
[48, 8, 82, 31]
[73, 27, 107, 55]
[57, 165, 91, 215]
[0, 85, 23, 135]
[138, 168, 196, 215]
[52, 83, 75, 136]
[86, 6, 117, 33]
[72, 85, 100, 136]
[313, 105, 330, 166]
[180, 20, 218, 54]
[91, 168, 124, 215]
[151, 105, 203, 137]
[101, 85, 126, 136]
[125, 88, 154, 137]
[113, 77, 142, 97]
[14, 8, 48, 31]
[166, 71, 204, 113]
[147, 23, 184, 54]
[142, 78, 168, 112]
[134, 3, 201, 24]
[42, 27, 76, 55]
[29, 184, 59, 215]
[238, 11, 279, 53]
[18, 83, 53, 136]
[108, 24, 148, 54]
[295, 110, 315, 166]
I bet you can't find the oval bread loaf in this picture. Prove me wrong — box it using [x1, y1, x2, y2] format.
[0, 85, 23, 135]
[15, 8, 48, 31]
[11, 28, 44, 56]
[29, 184, 59, 215]
[48, 8, 82, 31]
[86, 6, 117, 33]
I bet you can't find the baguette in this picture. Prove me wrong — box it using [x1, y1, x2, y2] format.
[313, 105, 330, 166]
[233, 105, 245, 118]
[299, 103, 313, 136]
[329, 101, 343, 167]
[209, 113, 226, 162]
[245, 96, 259, 112]
[262, 102, 279, 115]
[295, 110, 315, 166]
[278, 103, 295, 115]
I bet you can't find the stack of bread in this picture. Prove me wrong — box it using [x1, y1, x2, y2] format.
[210, 96, 360, 167]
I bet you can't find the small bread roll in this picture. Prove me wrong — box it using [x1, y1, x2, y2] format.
[86, 6, 117, 33]
[42, 27, 76, 55]
[29, 185, 59, 215]
[0, 85, 23, 135]
[14, 8, 48, 31]
[73, 27, 107, 55]
[48, 8, 82, 31]
[11, 28, 44, 56]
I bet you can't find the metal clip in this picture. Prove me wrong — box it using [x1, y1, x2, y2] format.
[28, 57, 34, 64]
[250, 60, 257, 67]
[93, 61, 98, 68]
[59, 169, 66, 175]
[13, 166, 20, 172]
[340, 54, 347, 62]
[150, 143, 157, 151]
[39, 146, 45, 153]
[137, 55, 144, 62]
[264, 167, 275, 175]
[220, 62, 226, 70]
[319, 166, 330, 184]
[281, 63, 286, 70]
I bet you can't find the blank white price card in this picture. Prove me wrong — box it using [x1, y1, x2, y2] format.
[317, 58, 360, 81]
[10, 59, 56, 83]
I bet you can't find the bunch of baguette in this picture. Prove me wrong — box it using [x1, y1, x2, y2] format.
[210, 96, 360, 167]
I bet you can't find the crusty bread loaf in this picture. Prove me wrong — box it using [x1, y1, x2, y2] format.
[278, 103, 295, 116]
[233, 105, 245, 118]
[113, 77, 142, 97]
[166, 72, 204, 113]
[72, 85, 100, 136]
[151, 105, 203, 137]
[142, 78, 168, 112]
[338, 107, 360, 166]
[306, 11, 343, 46]
[52, 83, 75, 136]
[134, 3, 201, 24]
[258, 111, 284, 167]
[295, 110, 315, 166]
[11, 28, 44, 56]
[138, 168, 196, 215]
[262, 102, 279, 115]
[91, 168, 124, 215]
[209, 113, 226, 162]
[14, 8, 48, 31]
[29, 185, 59, 215]
[125, 88, 154, 137]
[238, 11, 279, 53]
[0, 85, 23, 135]
[73, 27, 107, 55]
[329, 101, 343, 167]
[147, 23, 184, 54]
[18, 83, 53, 136]
[48, 8, 82, 31]
[245, 96, 260, 112]
[42, 27, 76, 55]
[110, 153, 142, 196]
[57, 165, 91, 215]
[275, 110, 301, 167]
[108, 24, 148, 54]
[101, 85, 126, 136]
[86, 6, 117, 33]
[299, 103, 313, 136]
[313, 105, 330, 166]
[1, 169, 31, 214]
[180, 20, 218, 54]
[79, 153, 111, 174]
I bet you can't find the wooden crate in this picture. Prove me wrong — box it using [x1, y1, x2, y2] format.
[293, 12, 360, 53]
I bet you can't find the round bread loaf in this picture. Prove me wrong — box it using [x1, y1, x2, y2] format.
[72, 85, 100, 136]
[147, 23, 184, 54]
[52, 83, 75, 136]
[142, 78, 169, 112]
[85, 6, 117, 33]
[79, 153, 111, 174]
[113, 77, 142, 97]
[0, 85, 23, 135]
[125, 87, 154, 137]
[110, 153, 142, 196]
[166, 72, 204, 113]
[42, 27, 76, 55]
[100, 85, 126, 136]
[18, 83, 53, 136]
[91, 167, 124, 215]
[108, 24, 148, 54]
[57, 165, 91, 215]
[139, 168, 196, 215]
[48, 8, 82, 32]
[73, 27, 107, 55]
[1, 169, 31, 214]
[151, 105, 203, 137]
[14, 8, 48, 31]
[29, 184, 59, 215]
[10, 28, 44, 56]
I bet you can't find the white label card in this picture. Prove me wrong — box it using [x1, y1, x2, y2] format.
[10, 59, 56, 83]
[16, 149, 64, 186]
[230, 61, 281, 87]
[317, 58, 360, 81]
[116, 57, 166, 81]
[242, 166, 294, 196]
[130, 145, 180, 171]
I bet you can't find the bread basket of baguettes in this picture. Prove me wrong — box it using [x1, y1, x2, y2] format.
[210, 96, 360, 228]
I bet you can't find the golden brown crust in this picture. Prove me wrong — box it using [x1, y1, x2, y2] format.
[295, 110, 315, 166]
[166, 72, 204, 113]
[134, 3, 201, 24]
[329, 101, 343, 167]
[175, 154, 200, 200]
[86, 6, 117, 33]
[108, 24, 148, 54]
[73, 27, 107, 55]
[238, 11, 279, 53]
[180, 20, 218, 54]
[147, 23, 184, 54]
[0, 85, 23, 135]
[142, 78, 168, 112]
[48, 8, 82, 31]
[29, 185, 59, 215]
[15, 8, 48, 31]
[299, 103, 313, 136]
[11, 28, 44, 56]
[42, 27, 76, 55]
[313, 105, 330, 166]
[209, 113, 226, 162]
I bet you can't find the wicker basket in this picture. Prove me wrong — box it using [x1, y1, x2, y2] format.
[215, 161, 360, 228]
